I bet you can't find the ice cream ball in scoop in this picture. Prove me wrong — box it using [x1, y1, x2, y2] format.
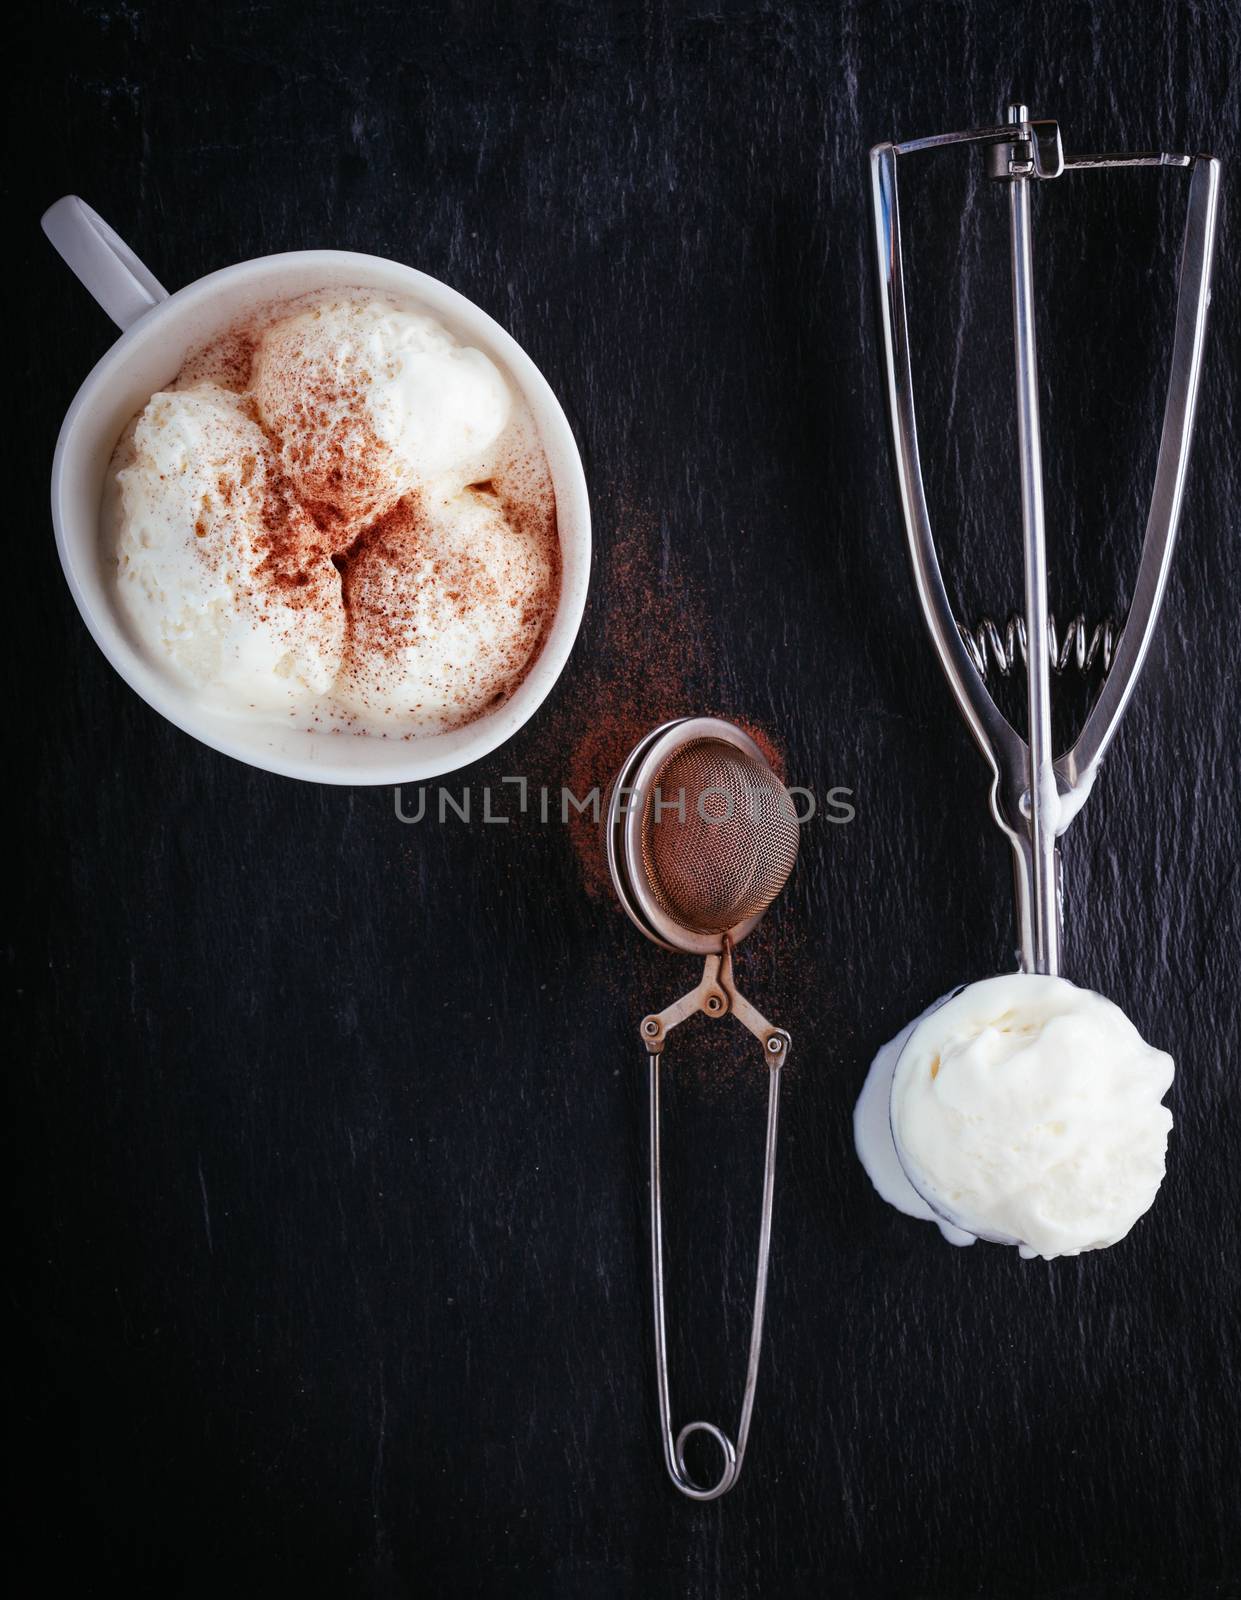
[888, 973, 1174, 1260]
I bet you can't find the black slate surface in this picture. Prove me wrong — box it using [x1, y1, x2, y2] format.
[10, 3, 1241, 1595]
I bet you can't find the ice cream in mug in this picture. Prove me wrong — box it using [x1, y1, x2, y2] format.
[105, 291, 560, 735]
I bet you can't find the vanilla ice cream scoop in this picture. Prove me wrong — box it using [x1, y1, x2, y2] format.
[889, 973, 1174, 1260]
[113, 385, 344, 709]
[252, 297, 512, 527]
[336, 482, 556, 733]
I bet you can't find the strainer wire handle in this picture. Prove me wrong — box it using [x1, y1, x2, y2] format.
[649, 1049, 782, 1501]
[644, 950, 789, 1502]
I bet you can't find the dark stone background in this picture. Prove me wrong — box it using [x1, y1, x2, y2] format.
[10, 2, 1240, 1595]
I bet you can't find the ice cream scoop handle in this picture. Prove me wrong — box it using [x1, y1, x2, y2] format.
[41, 196, 169, 331]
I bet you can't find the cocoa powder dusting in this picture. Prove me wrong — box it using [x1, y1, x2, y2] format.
[527, 502, 787, 901]
[174, 326, 259, 393]
[515, 496, 802, 1096]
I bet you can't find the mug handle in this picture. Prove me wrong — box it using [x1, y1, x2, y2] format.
[41, 196, 169, 332]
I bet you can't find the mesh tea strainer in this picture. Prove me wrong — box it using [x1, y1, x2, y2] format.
[605, 716, 800, 1501]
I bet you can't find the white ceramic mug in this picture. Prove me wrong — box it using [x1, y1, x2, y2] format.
[44, 196, 591, 785]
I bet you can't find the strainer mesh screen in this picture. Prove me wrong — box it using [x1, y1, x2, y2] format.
[640, 739, 799, 934]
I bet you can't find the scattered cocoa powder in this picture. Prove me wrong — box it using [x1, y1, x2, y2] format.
[525, 502, 788, 903]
